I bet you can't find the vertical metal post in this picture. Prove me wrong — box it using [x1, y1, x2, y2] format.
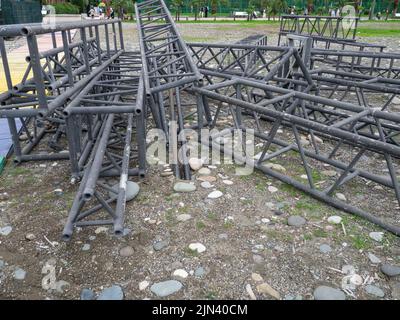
[80, 27, 91, 74]
[0, 37, 13, 90]
[26, 34, 48, 109]
[61, 30, 74, 87]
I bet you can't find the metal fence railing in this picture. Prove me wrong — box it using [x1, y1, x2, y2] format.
[164, 0, 397, 16]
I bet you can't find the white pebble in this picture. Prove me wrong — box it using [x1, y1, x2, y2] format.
[189, 242, 206, 253]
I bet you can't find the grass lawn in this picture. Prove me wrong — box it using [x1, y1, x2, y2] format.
[126, 18, 400, 37]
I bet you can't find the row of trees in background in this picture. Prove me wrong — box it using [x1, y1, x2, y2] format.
[171, 0, 286, 20]
[302, 0, 399, 18]
[43, 0, 136, 17]
[167, 0, 400, 21]
[45, 0, 400, 20]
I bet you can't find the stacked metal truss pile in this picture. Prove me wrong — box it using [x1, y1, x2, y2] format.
[135, 0, 211, 179]
[184, 16, 400, 235]
[1, 8, 400, 238]
[0, 19, 146, 239]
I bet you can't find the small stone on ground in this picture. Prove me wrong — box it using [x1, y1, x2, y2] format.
[313, 286, 346, 300]
[150, 280, 183, 297]
[97, 285, 124, 300]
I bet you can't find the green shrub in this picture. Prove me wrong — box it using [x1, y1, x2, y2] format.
[71, 0, 87, 13]
[53, 3, 81, 14]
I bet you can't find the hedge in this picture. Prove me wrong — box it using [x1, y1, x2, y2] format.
[53, 3, 81, 15]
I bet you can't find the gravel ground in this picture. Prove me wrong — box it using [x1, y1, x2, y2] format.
[1, 22, 400, 300]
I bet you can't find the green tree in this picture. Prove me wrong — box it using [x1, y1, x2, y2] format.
[369, 0, 376, 20]
[307, 0, 313, 14]
[111, 0, 135, 19]
[171, 0, 184, 20]
[209, 0, 229, 16]
[246, 0, 256, 20]
[187, 0, 206, 20]
[394, 0, 400, 17]
[70, 0, 88, 13]
[268, 0, 287, 20]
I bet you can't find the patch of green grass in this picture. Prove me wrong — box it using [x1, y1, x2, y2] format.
[165, 208, 175, 225]
[223, 220, 234, 229]
[280, 183, 304, 197]
[303, 233, 313, 241]
[313, 229, 328, 238]
[311, 170, 323, 183]
[178, 206, 189, 213]
[240, 198, 252, 205]
[350, 234, 372, 250]
[291, 198, 328, 220]
[266, 229, 294, 242]
[136, 194, 150, 204]
[294, 199, 316, 211]
[356, 28, 400, 37]
[183, 36, 217, 42]
[204, 291, 218, 300]
[207, 212, 218, 221]
[196, 220, 206, 230]
[176, 20, 280, 26]
[185, 247, 199, 257]
[239, 174, 253, 181]
[255, 180, 266, 192]
[7, 166, 32, 176]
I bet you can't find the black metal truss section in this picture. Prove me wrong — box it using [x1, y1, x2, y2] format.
[278, 15, 358, 45]
[311, 49, 400, 79]
[135, 0, 201, 95]
[187, 42, 314, 89]
[62, 108, 146, 240]
[63, 51, 144, 179]
[0, 19, 125, 164]
[191, 77, 400, 235]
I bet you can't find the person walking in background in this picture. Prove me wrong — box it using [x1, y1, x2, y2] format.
[110, 7, 115, 19]
[89, 6, 95, 19]
[199, 6, 204, 18]
[204, 6, 209, 18]
[106, 6, 111, 19]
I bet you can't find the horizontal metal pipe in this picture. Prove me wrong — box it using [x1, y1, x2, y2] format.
[193, 85, 400, 157]
[0, 19, 121, 37]
[39, 50, 124, 118]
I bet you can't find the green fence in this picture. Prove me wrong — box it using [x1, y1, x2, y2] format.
[164, 1, 397, 16]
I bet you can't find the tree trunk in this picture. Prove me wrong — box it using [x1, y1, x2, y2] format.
[394, 0, 399, 17]
[369, 0, 376, 20]
[354, 0, 360, 15]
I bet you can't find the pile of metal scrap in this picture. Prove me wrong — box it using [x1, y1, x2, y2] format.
[1, 6, 400, 237]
